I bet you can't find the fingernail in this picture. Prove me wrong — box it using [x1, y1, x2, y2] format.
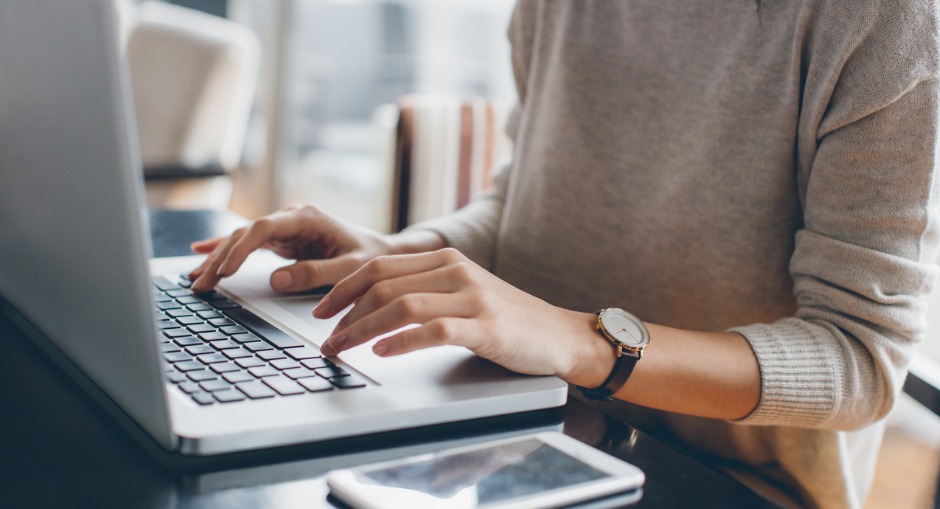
[373, 342, 389, 356]
[313, 299, 330, 319]
[271, 271, 292, 291]
[322, 332, 347, 355]
[216, 262, 229, 277]
[190, 276, 205, 292]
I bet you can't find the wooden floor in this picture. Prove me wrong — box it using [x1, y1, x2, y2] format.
[865, 396, 940, 509]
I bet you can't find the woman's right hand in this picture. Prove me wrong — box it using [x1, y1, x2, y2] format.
[188, 204, 443, 294]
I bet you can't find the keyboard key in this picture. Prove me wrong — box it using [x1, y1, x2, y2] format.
[236, 381, 276, 399]
[174, 335, 202, 347]
[198, 310, 224, 320]
[163, 352, 192, 363]
[176, 316, 203, 326]
[199, 379, 232, 392]
[209, 318, 235, 327]
[166, 370, 187, 383]
[166, 289, 192, 298]
[178, 382, 200, 394]
[231, 333, 262, 344]
[157, 301, 181, 310]
[210, 339, 240, 350]
[177, 296, 200, 305]
[152, 276, 178, 291]
[187, 324, 216, 334]
[196, 290, 227, 301]
[211, 299, 242, 310]
[186, 344, 214, 355]
[199, 332, 228, 342]
[248, 366, 279, 378]
[286, 347, 322, 360]
[198, 353, 228, 364]
[298, 377, 334, 393]
[236, 357, 265, 368]
[163, 328, 191, 338]
[214, 390, 246, 403]
[159, 343, 181, 353]
[330, 375, 367, 389]
[191, 392, 215, 405]
[225, 308, 305, 348]
[177, 277, 193, 289]
[300, 358, 332, 370]
[210, 362, 241, 374]
[271, 359, 301, 370]
[262, 376, 305, 396]
[187, 370, 218, 382]
[258, 350, 287, 361]
[223, 371, 254, 384]
[283, 367, 318, 380]
[187, 303, 213, 312]
[220, 325, 248, 335]
[156, 319, 177, 329]
[244, 341, 273, 352]
[175, 360, 205, 372]
[222, 348, 253, 359]
[167, 309, 193, 318]
[315, 366, 349, 379]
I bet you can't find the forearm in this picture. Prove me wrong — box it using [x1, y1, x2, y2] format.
[564, 314, 761, 421]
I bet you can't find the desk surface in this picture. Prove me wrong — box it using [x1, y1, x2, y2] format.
[0, 209, 777, 509]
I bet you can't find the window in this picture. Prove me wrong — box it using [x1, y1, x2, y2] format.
[232, 0, 515, 231]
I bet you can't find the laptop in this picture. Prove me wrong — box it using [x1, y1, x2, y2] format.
[0, 0, 567, 458]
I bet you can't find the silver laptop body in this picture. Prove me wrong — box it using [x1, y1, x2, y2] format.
[0, 0, 567, 456]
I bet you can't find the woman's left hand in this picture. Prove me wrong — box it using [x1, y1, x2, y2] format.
[314, 248, 604, 381]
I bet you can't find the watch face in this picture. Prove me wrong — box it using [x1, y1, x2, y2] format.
[600, 308, 649, 349]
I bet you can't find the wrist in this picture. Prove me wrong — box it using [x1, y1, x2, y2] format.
[384, 229, 447, 256]
[559, 311, 618, 388]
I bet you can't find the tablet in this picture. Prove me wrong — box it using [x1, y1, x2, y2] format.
[326, 431, 645, 509]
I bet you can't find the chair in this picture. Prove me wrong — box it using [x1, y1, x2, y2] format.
[121, 0, 260, 209]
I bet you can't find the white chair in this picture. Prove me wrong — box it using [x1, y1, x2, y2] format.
[121, 0, 260, 209]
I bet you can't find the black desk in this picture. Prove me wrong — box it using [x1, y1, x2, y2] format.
[0, 209, 777, 509]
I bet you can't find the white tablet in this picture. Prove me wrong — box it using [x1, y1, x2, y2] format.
[326, 431, 645, 509]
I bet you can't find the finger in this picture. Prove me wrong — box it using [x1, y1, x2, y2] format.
[315, 249, 464, 318]
[189, 230, 242, 292]
[215, 212, 314, 278]
[270, 255, 363, 293]
[190, 228, 258, 293]
[190, 237, 225, 254]
[328, 267, 463, 330]
[372, 318, 475, 357]
[321, 294, 474, 356]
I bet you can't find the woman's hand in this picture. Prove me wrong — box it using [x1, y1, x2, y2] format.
[188, 204, 443, 294]
[314, 248, 613, 383]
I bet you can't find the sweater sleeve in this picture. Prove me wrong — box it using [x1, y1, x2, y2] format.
[733, 6, 940, 429]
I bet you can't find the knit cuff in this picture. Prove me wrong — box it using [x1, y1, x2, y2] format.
[730, 318, 838, 427]
[402, 197, 502, 270]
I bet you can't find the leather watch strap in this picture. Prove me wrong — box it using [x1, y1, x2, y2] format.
[576, 349, 640, 401]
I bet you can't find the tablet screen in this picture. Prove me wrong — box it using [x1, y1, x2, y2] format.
[356, 438, 610, 506]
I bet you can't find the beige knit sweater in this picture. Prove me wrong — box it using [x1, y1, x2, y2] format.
[413, 1, 940, 507]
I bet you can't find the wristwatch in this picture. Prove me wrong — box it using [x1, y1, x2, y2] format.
[576, 308, 650, 401]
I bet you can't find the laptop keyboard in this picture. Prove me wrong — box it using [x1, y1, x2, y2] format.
[152, 275, 367, 405]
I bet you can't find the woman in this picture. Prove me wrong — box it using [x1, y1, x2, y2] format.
[190, 2, 940, 507]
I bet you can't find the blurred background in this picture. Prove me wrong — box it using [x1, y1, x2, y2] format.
[130, 0, 514, 233]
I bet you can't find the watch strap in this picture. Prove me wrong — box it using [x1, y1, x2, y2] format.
[576, 349, 640, 401]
